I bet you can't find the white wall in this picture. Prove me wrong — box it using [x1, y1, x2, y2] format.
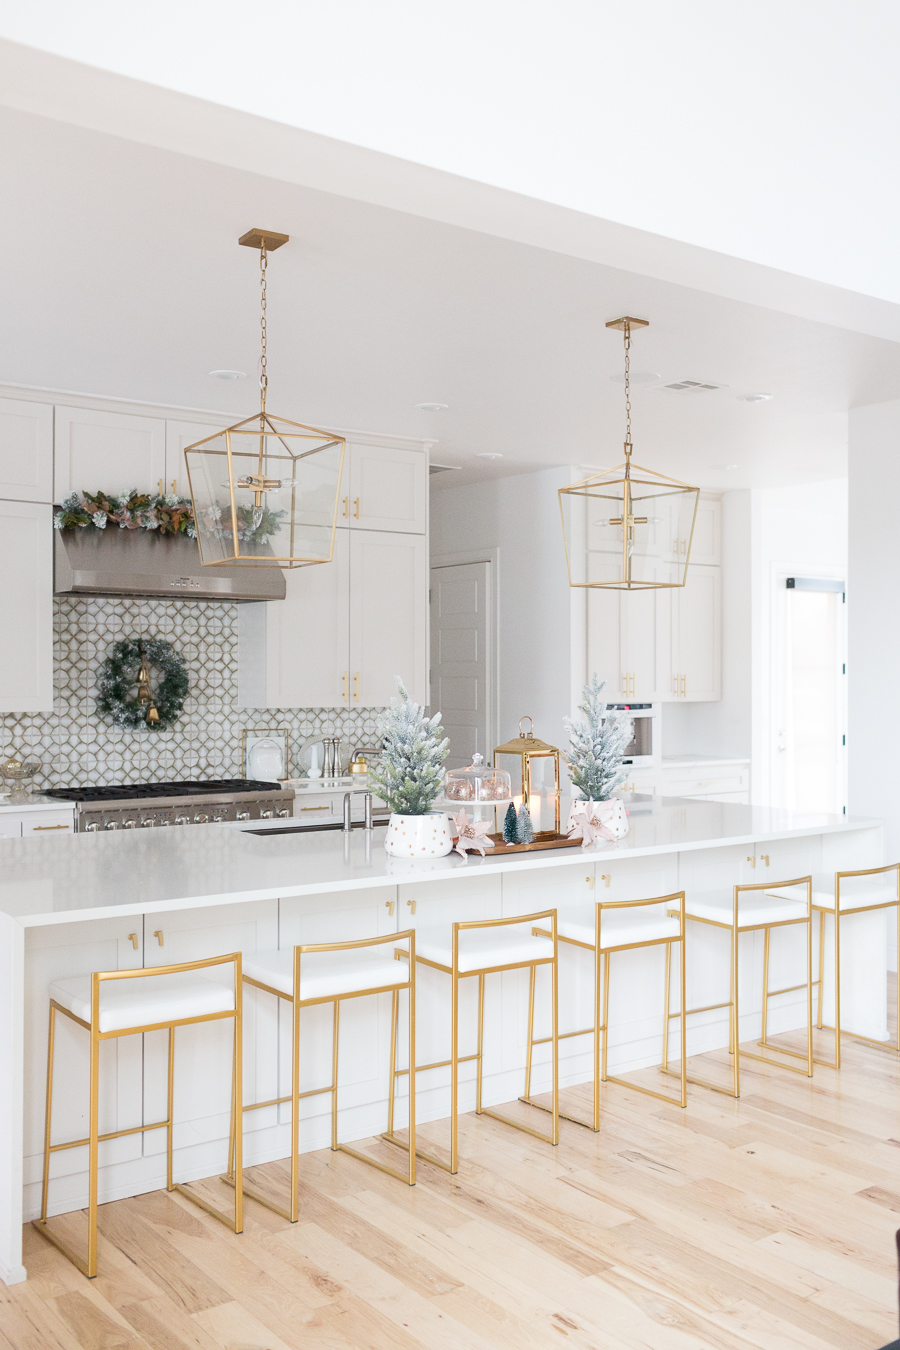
[4, 4, 900, 305]
[430, 467, 576, 750]
[848, 401, 900, 858]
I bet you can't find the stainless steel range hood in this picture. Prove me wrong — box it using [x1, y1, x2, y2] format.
[54, 526, 286, 601]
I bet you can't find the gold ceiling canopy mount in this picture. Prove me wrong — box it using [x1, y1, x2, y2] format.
[238, 228, 290, 251]
[605, 316, 649, 333]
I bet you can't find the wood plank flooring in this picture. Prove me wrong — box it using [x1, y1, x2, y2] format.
[7, 1030, 900, 1350]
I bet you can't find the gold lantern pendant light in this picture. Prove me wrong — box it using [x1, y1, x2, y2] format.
[185, 229, 346, 569]
[559, 317, 700, 591]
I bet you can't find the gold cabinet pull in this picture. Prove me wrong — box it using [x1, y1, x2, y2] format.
[153, 929, 164, 946]
[342, 496, 349, 519]
[682, 674, 687, 698]
[760, 854, 770, 866]
[353, 672, 360, 702]
[341, 671, 348, 702]
[406, 899, 417, 914]
[353, 497, 360, 519]
[385, 900, 395, 916]
[158, 478, 164, 494]
[600, 874, 611, 888]
[32, 823, 70, 831]
[746, 856, 756, 868]
[127, 933, 139, 950]
[300, 805, 329, 813]
[585, 875, 595, 890]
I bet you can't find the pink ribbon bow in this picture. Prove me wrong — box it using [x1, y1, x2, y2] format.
[452, 809, 494, 859]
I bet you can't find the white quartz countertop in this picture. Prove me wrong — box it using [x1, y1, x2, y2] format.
[0, 798, 879, 927]
[0, 797, 75, 815]
[659, 756, 752, 769]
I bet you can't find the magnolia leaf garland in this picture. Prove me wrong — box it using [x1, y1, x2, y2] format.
[96, 639, 189, 731]
[54, 488, 286, 546]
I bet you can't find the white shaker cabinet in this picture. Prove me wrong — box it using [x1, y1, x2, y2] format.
[238, 527, 428, 709]
[349, 529, 428, 706]
[164, 419, 228, 499]
[0, 500, 53, 712]
[339, 443, 427, 534]
[667, 564, 721, 702]
[586, 572, 668, 702]
[54, 406, 166, 500]
[0, 398, 53, 503]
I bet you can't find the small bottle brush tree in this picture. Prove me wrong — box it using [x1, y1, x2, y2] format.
[564, 674, 631, 801]
[368, 678, 449, 815]
[502, 802, 518, 843]
[516, 802, 534, 843]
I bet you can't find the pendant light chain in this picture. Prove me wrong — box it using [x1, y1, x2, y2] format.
[623, 320, 632, 458]
[259, 242, 268, 412]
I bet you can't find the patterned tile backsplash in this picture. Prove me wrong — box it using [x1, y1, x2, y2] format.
[1, 597, 385, 791]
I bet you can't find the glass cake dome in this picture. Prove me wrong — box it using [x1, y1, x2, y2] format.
[444, 753, 512, 804]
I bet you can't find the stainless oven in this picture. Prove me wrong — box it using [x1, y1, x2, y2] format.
[608, 703, 659, 768]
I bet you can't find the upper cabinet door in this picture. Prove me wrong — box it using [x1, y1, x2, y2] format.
[686, 496, 721, 566]
[671, 565, 721, 702]
[0, 501, 52, 712]
[586, 585, 625, 702]
[273, 530, 351, 709]
[165, 419, 227, 499]
[0, 398, 53, 503]
[621, 584, 666, 701]
[348, 445, 427, 534]
[349, 530, 428, 707]
[54, 406, 166, 500]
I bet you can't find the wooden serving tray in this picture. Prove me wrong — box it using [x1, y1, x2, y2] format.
[485, 830, 580, 855]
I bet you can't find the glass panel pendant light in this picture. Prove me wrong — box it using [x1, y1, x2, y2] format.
[559, 317, 700, 591]
[185, 229, 346, 569]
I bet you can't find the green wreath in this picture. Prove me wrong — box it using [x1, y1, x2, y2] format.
[96, 638, 189, 731]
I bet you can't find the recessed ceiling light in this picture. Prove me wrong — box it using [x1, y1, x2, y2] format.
[738, 392, 773, 402]
[415, 402, 448, 412]
[610, 371, 660, 385]
[209, 369, 247, 380]
[475, 452, 503, 461]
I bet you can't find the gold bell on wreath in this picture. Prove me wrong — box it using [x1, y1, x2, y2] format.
[493, 718, 561, 834]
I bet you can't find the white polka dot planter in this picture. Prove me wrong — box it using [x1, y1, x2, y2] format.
[384, 812, 454, 858]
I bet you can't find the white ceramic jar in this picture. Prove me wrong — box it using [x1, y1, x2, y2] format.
[384, 812, 454, 858]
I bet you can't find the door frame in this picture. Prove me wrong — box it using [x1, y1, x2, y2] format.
[430, 548, 500, 762]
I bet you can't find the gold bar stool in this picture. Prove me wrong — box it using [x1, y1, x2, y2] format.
[384, 910, 558, 1174]
[33, 953, 243, 1279]
[237, 930, 416, 1222]
[526, 891, 687, 1127]
[807, 862, 900, 1068]
[680, 876, 813, 1096]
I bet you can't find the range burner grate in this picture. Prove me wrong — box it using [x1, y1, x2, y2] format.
[43, 779, 283, 804]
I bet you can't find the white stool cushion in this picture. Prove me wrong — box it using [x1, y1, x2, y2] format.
[415, 926, 555, 973]
[803, 887, 897, 912]
[559, 909, 680, 950]
[243, 948, 408, 1000]
[49, 971, 235, 1033]
[686, 891, 808, 928]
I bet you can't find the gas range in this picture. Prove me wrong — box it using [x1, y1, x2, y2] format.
[42, 779, 295, 832]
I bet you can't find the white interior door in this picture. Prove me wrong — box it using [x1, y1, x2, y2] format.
[349, 530, 428, 706]
[776, 585, 846, 813]
[430, 561, 492, 769]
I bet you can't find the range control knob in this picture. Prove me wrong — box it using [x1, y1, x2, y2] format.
[194, 813, 209, 824]
[237, 811, 250, 821]
[104, 821, 119, 830]
[261, 809, 274, 819]
[175, 815, 190, 826]
[124, 820, 138, 829]
[277, 808, 291, 818]
[84, 822, 100, 832]
[141, 818, 155, 828]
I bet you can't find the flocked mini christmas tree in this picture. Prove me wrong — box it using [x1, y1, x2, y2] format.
[516, 802, 534, 843]
[502, 802, 518, 843]
[368, 678, 449, 815]
[564, 674, 631, 801]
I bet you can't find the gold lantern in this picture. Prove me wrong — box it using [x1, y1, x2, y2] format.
[185, 229, 346, 569]
[493, 718, 561, 835]
[559, 317, 700, 591]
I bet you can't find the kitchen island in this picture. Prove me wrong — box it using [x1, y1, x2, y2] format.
[0, 798, 884, 1283]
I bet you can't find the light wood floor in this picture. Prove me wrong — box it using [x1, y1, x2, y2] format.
[6, 1030, 900, 1350]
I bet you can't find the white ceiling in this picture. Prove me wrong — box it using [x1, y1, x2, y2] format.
[4, 105, 900, 493]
